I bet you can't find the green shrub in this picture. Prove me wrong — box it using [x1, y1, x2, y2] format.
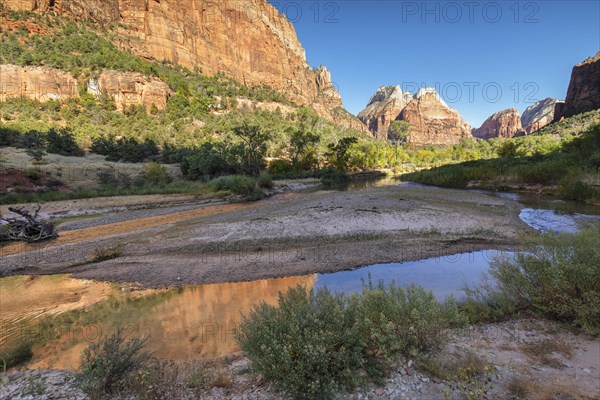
[45, 128, 84, 157]
[16, 130, 45, 149]
[238, 283, 465, 399]
[143, 162, 171, 185]
[488, 228, 600, 334]
[319, 167, 350, 188]
[206, 175, 260, 198]
[257, 172, 274, 189]
[91, 136, 159, 163]
[268, 159, 295, 176]
[237, 286, 371, 399]
[349, 282, 466, 360]
[160, 144, 196, 164]
[96, 168, 132, 189]
[181, 142, 239, 181]
[77, 327, 149, 396]
[558, 179, 597, 201]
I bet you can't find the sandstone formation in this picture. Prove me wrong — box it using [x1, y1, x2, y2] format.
[357, 86, 413, 140]
[0, 64, 172, 112]
[555, 51, 600, 120]
[473, 109, 525, 139]
[397, 90, 472, 146]
[87, 71, 172, 111]
[0, 0, 366, 131]
[0, 64, 78, 102]
[522, 98, 563, 133]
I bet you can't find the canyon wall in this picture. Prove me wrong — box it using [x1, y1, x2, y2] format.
[397, 90, 472, 146]
[0, 65, 172, 111]
[473, 109, 525, 139]
[0, 0, 367, 130]
[521, 98, 562, 134]
[555, 51, 600, 121]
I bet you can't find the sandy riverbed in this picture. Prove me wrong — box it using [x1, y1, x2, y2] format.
[1, 183, 527, 287]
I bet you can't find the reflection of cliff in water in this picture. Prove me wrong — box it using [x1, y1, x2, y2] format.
[4, 274, 316, 370]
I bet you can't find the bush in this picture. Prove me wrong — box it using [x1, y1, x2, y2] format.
[143, 162, 171, 185]
[45, 128, 84, 157]
[91, 136, 159, 163]
[558, 179, 597, 201]
[319, 167, 350, 188]
[257, 172, 274, 189]
[77, 327, 149, 396]
[349, 282, 466, 360]
[237, 286, 371, 399]
[160, 144, 196, 164]
[238, 283, 465, 399]
[206, 175, 261, 198]
[487, 228, 600, 334]
[268, 159, 295, 176]
[181, 142, 238, 181]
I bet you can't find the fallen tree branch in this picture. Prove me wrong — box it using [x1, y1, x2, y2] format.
[1, 207, 58, 243]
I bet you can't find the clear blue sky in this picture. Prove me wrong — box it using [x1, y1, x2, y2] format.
[270, 1, 600, 127]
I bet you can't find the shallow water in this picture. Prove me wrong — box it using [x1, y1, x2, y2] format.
[315, 250, 510, 300]
[2, 184, 597, 369]
[474, 190, 600, 233]
[0, 274, 315, 370]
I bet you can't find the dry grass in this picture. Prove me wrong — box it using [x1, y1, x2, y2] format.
[522, 339, 573, 368]
[417, 349, 490, 381]
[505, 374, 535, 400]
[89, 243, 125, 262]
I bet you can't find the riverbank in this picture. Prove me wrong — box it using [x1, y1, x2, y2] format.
[1, 318, 598, 400]
[1, 183, 525, 287]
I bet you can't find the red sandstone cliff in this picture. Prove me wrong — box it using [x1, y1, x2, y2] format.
[555, 51, 600, 121]
[397, 90, 472, 146]
[0, 0, 366, 131]
[473, 109, 525, 139]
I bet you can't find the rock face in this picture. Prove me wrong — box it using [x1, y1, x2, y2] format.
[473, 109, 525, 139]
[0, 64, 78, 102]
[522, 98, 563, 133]
[357, 86, 413, 140]
[1, 0, 362, 130]
[0, 64, 171, 111]
[555, 51, 600, 120]
[397, 90, 472, 146]
[88, 71, 172, 111]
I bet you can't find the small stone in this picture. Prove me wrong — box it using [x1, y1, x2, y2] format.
[375, 387, 384, 396]
[583, 368, 592, 374]
[407, 359, 413, 368]
[433, 377, 441, 384]
[421, 377, 429, 383]
[405, 367, 414, 376]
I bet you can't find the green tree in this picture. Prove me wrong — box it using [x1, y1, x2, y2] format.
[232, 118, 271, 176]
[289, 108, 321, 166]
[388, 120, 409, 146]
[327, 137, 358, 172]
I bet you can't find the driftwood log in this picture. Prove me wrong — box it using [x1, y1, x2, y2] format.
[0, 206, 57, 243]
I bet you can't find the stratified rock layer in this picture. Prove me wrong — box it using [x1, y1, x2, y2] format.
[0, 65, 171, 111]
[522, 98, 563, 133]
[555, 51, 600, 120]
[0, 64, 78, 102]
[397, 91, 472, 146]
[89, 71, 172, 111]
[357, 86, 413, 140]
[473, 109, 525, 139]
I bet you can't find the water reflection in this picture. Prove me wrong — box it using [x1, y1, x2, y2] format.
[1, 274, 316, 370]
[315, 250, 510, 300]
